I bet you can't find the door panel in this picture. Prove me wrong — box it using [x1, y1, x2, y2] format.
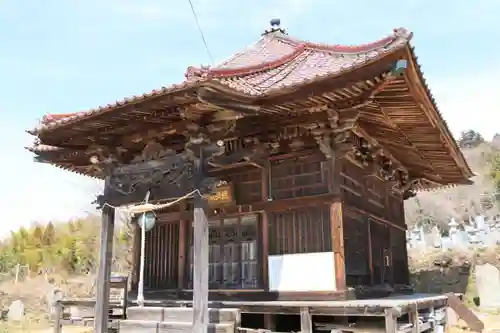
[144, 221, 180, 289]
[369, 220, 393, 286]
[186, 214, 261, 289]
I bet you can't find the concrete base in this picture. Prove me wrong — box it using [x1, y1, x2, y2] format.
[118, 306, 241, 333]
[118, 320, 235, 333]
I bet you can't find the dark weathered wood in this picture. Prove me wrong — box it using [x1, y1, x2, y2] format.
[300, 307, 313, 333]
[261, 164, 270, 291]
[178, 203, 187, 290]
[268, 206, 331, 255]
[93, 198, 115, 333]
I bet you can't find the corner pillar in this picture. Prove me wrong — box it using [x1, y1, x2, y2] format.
[93, 184, 116, 333]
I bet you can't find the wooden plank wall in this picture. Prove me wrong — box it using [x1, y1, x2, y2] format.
[134, 155, 341, 292]
[339, 158, 409, 287]
[268, 207, 332, 255]
[143, 220, 180, 289]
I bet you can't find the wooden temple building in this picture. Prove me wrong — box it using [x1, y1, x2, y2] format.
[27, 21, 474, 332]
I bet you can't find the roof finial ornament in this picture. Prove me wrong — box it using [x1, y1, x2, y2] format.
[262, 18, 287, 36]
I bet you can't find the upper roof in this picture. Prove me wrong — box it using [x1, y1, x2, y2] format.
[34, 25, 412, 133]
[27, 21, 474, 189]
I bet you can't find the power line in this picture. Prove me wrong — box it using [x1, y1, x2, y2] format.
[187, 0, 214, 65]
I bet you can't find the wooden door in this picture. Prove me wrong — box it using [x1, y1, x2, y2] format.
[143, 222, 180, 289]
[370, 220, 393, 286]
[186, 214, 261, 289]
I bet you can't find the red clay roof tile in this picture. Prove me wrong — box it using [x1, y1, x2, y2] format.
[35, 28, 412, 132]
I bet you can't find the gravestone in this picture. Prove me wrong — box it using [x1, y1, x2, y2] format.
[8, 300, 24, 321]
[475, 264, 500, 309]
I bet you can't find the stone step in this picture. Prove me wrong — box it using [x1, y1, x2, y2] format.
[118, 319, 235, 333]
[127, 306, 241, 324]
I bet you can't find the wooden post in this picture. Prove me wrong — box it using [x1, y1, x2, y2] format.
[409, 305, 419, 333]
[14, 264, 20, 284]
[263, 314, 275, 331]
[384, 308, 397, 333]
[93, 188, 116, 333]
[192, 149, 209, 333]
[130, 222, 140, 290]
[261, 164, 270, 290]
[300, 307, 313, 333]
[330, 201, 346, 291]
[178, 203, 187, 290]
[53, 301, 62, 333]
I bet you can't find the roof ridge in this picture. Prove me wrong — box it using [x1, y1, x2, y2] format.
[189, 28, 412, 80]
[276, 27, 412, 54]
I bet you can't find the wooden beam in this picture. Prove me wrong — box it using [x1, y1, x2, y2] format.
[352, 126, 408, 175]
[344, 205, 406, 231]
[330, 201, 346, 291]
[93, 192, 115, 333]
[403, 48, 472, 179]
[207, 193, 339, 217]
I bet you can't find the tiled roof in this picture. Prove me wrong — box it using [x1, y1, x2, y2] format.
[34, 27, 412, 133]
[187, 27, 412, 94]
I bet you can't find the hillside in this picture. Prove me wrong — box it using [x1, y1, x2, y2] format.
[405, 138, 500, 230]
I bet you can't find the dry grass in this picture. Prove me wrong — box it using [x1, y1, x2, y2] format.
[0, 274, 96, 332]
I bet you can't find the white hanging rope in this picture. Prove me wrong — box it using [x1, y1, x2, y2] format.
[102, 189, 202, 214]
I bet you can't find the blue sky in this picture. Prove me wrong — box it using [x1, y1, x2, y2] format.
[1, 0, 499, 236]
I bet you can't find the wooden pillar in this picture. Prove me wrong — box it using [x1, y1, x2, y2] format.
[261, 164, 270, 290]
[409, 305, 419, 333]
[330, 201, 346, 291]
[328, 156, 342, 195]
[384, 308, 397, 333]
[130, 222, 140, 290]
[263, 313, 275, 331]
[178, 202, 187, 290]
[192, 150, 209, 333]
[93, 197, 115, 333]
[367, 218, 374, 285]
[300, 307, 313, 333]
[53, 301, 62, 333]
